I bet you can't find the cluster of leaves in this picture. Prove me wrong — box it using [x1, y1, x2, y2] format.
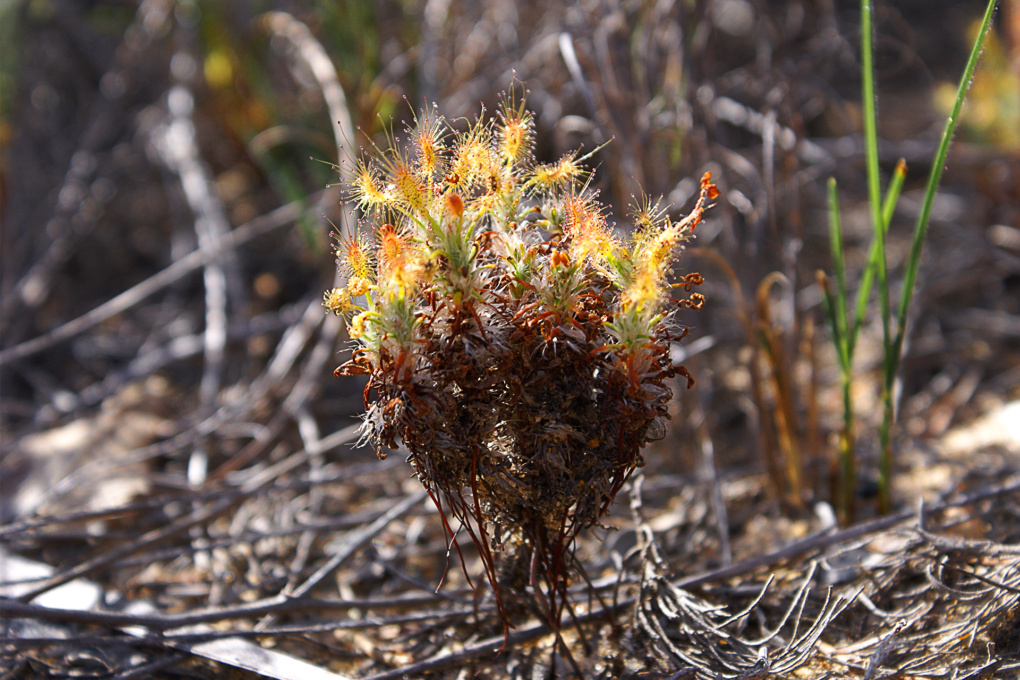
[325, 91, 716, 631]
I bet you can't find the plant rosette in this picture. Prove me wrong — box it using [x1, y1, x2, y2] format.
[325, 91, 716, 632]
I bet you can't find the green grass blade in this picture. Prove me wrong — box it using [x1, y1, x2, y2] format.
[861, 0, 897, 516]
[825, 178, 850, 370]
[818, 272, 847, 370]
[890, 0, 998, 375]
[860, 0, 883, 238]
[881, 160, 908, 239]
[849, 159, 907, 358]
[860, 0, 893, 360]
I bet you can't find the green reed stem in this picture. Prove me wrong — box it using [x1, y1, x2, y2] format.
[861, 0, 895, 514]
[822, 179, 854, 520]
[849, 160, 907, 360]
[877, 0, 998, 513]
[823, 0, 996, 518]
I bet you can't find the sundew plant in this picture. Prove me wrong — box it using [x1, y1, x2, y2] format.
[325, 90, 716, 634]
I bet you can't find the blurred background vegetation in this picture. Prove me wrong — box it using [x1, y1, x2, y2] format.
[4, 0, 1018, 506]
[2, 1, 1020, 677]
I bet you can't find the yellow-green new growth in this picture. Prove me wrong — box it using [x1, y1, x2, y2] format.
[329, 99, 716, 358]
[496, 88, 534, 167]
[561, 192, 618, 267]
[618, 173, 717, 311]
[334, 228, 375, 283]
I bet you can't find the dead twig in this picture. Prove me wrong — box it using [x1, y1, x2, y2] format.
[0, 196, 312, 365]
[0, 592, 457, 633]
